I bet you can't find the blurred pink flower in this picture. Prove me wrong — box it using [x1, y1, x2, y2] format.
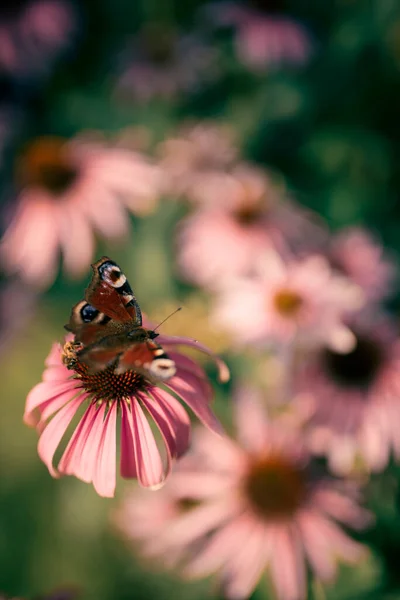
[329, 227, 396, 303]
[158, 122, 238, 201]
[0, 136, 162, 288]
[213, 250, 364, 351]
[116, 24, 219, 102]
[24, 329, 229, 497]
[176, 164, 326, 288]
[208, 2, 312, 71]
[296, 314, 400, 474]
[0, 279, 37, 354]
[114, 388, 371, 600]
[0, 0, 77, 79]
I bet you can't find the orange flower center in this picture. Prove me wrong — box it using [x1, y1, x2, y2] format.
[17, 137, 79, 195]
[62, 342, 146, 401]
[243, 454, 305, 519]
[273, 288, 303, 317]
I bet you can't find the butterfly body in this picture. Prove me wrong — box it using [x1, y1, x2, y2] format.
[64, 257, 176, 382]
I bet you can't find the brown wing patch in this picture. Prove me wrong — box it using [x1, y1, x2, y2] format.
[85, 257, 142, 324]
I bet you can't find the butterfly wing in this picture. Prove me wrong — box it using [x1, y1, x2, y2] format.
[66, 257, 142, 344]
[85, 257, 142, 325]
[65, 257, 175, 381]
[77, 329, 176, 382]
[116, 338, 176, 381]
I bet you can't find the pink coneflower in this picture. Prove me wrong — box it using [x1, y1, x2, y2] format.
[0, 279, 37, 354]
[176, 165, 327, 289]
[213, 249, 363, 351]
[114, 388, 371, 600]
[0, 0, 77, 79]
[296, 314, 400, 474]
[0, 135, 162, 288]
[116, 23, 219, 103]
[208, 2, 312, 72]
[328, 227, 396, 303]
[158, 122, 238, 202]
[24, 329, 229, 497]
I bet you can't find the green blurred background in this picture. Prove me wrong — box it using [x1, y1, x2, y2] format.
[1, 0, 400, 598]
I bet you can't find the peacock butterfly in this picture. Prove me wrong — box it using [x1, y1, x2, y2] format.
[63, 257, 176, 382]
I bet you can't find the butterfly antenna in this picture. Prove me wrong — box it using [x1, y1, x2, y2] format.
[153, 307, 182, 333]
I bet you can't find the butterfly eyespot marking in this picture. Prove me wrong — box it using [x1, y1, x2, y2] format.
[150, 358, 177, 380]
[98, 261, 127, 288]
[80, 304, 99, 322]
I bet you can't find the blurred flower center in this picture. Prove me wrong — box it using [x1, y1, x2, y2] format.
[17, 137, 79, 195]
[273, 288, 303, 316]
[233, 202, 264, 225]
[63, 346, 146, 401]
[0, 0, 29, 18]
[249, 0, 285, 13]
[140, 24, 176, 64]
[322, 334, 384, 388]
[243, 454, 305, 519]
[175, 498, 201, 512]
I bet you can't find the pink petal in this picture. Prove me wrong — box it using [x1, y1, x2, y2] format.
[69, 404, 108, 483]
[38, 396, 84, 477]
[44, 342, 64, 367]
[313, 488, 372, 529]
[148, 387, 191, 456]
[269, 524, 306, 600]
[222, 521, 269, 600]
[302, 513, 366, 563]
[120, 400, 165, 488]
[139, 392, 178, 469]
[92, 403, 117, 497]
[157, 334, 230, 383]
[58, 403, 100, 478]
[24, 379, 78, 426]
[43, 364, 71, 382]
[167, 351, 208, 381]
[184, 512, 255, 578]
[159, 498, 238, 548]
[191, 428, 246, 472]
[234, 387, 269, 452]
[120, 402, 137, 479]
[58, 203, 94, 277]
[166, 372, 223, 434]
[296, 512, 336, 582]
[171, 471, 234, 500]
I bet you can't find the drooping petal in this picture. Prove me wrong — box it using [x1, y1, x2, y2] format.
[154, 498, 237, 549]
[120, 402, 137, 479]
[93, 403, 117, 497]
[158, 334, 230, 383]
[221, 521, 269, 600]
[166, 371, 223, 434]
[38, 396, 84, 477]
[70, 404, 109, 484]
[140, 389, 191, 473]
[24, 379, 79, 426]
[148, 387, 191, 456]
[120, 400, 165, 488]
[184, 512, 255, 578]
[269, 524, 306, 600]
[167, 351, 209, 382]
[58, 403, 100, 477]
[296, 512, 336, 582]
